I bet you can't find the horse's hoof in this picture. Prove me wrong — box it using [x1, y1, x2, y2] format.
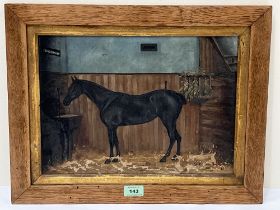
[171, 155, 179, 161]
[160, 156, 167, 162]
[104, 159, 111, 164]
[112, 158, 119, 163]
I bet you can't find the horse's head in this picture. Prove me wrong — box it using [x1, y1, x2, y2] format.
[63, 76, 83, 106]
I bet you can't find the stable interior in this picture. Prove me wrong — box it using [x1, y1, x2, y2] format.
[38, 36, 238, 176]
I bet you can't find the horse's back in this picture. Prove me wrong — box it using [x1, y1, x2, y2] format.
[101, 92, 157, 126]
[148, 89, 186, 105]
[100, 89, 186, 126]
[148, 90, 186, 118]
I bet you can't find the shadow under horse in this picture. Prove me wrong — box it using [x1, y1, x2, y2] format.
[63, 76, 186, 164]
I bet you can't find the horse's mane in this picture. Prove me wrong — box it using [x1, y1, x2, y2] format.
[78, 79, 113, 93]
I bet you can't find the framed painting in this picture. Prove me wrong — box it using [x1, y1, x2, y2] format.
[5, 4, 272, 204]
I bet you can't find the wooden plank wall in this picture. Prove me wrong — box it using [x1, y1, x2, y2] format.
[67, 74, 199, 154]
[199, 77, 236, 147]
[199, 38, 236, 162]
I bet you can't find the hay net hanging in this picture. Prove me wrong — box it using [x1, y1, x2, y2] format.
[179, 71, 213, 104]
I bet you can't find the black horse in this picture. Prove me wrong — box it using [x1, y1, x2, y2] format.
[63, 76, 186, 164]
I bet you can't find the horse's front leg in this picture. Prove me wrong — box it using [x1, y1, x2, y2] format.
[111, 128, 120, 163]
[104, 127, 115, 164]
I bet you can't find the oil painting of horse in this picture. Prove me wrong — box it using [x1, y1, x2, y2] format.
[63, 76, 186, 164]
[39, 35, 238, 176]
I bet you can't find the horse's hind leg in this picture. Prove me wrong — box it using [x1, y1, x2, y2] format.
[171, 129, 182, 161]
[159, 118, 177, 162]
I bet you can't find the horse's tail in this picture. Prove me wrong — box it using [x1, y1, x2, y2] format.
[176, 92, 187, 105]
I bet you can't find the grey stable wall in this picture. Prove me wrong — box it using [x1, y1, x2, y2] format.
[39, 36, 238, 73]
[39, 36, 200, 73]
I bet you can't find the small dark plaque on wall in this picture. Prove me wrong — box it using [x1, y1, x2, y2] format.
[140, 43, 158, 51]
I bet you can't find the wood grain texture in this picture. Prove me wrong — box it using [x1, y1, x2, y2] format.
[16, 185, 257, 204]
[234, 29, 250, 178]
[27, 26, 42, 184]
[5, 6, 31, 202]
[66, 74, 199, 154]
[5, 4, 272, 204]
[5, 4, 270, 27]
[26, 25, 248, 37]
[244, 8, 272, 202]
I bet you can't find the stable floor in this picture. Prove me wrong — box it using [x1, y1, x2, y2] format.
[44, 148, 233, 176]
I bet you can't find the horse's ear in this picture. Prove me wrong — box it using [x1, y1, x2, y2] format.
[71, 76, 78, 82]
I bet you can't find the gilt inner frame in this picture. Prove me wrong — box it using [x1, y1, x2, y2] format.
[27, 25, 250, 185]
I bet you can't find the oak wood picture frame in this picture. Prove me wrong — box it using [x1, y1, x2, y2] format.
[5, 4, 272, 204]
